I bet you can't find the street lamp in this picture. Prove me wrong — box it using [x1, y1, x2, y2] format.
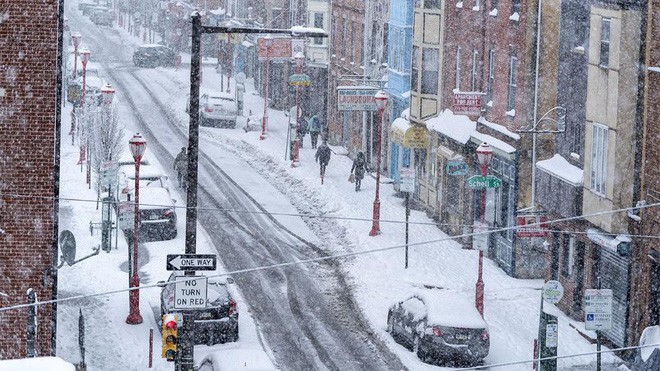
[475, 142, 493, 317]
[101, 83, 115, 106]
[126, 133, 146, 325]
[291, 51, 305, 168]
[369, 90, 388, 236]
[259, 36, 273, 140]
[71, 32, 82, 79]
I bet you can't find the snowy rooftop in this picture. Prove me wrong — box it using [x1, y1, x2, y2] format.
[426, 109, 477, 144]
[478, 116, 521, 140]
[536, 154, 584, 186]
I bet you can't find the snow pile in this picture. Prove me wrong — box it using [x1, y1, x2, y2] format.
[536, 154, 584, 186]
[425, 109, 476, 144]
[640, 325, 660, 362]
[0, 357, 75, 371]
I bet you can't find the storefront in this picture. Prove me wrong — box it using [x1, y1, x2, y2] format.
[389, 116, 429, 198]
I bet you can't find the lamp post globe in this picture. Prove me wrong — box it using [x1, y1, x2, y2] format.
[474, 141, 492, 318]
[127, 133, 146, 325]
[71, 32, 82, 79]
[369, 90, 388, 236]
[100, 83, 115, 106]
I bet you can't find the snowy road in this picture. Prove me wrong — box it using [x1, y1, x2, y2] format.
[68, 7, 404, 370]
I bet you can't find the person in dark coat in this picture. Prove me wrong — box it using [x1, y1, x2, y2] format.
[298, 119, 308, 148]
[351, 151, 367, 191]
[173, 147, 187, 188]
[315, 140, 332, 178]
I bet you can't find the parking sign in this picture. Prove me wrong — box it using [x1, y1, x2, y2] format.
[584, 289, 613, 330]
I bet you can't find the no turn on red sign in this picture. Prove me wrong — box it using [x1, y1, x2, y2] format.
[174, 276, 208, 310]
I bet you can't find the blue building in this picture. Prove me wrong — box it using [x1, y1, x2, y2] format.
[386, 0, 413, 184]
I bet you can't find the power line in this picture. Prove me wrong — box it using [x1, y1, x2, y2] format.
[5, 192, 660, 238]
[3, 200, 660, 313]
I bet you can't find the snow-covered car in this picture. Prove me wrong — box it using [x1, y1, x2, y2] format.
[387, 289, 490, 366]
[133, 44, 176, 68]
[118, 164, 169, 201]
[90, 7, 112, 26]
[116, 150, 151, 167]
[158, 273, 239, 345]
[196, 90, 238, 128]
[137, 186, 177, 241]
[197, 349, 277, 371]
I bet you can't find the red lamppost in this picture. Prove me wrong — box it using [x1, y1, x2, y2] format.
[77, 48, 91, 175]
[259, 36, 273, 140]
[291, 52, 305, 167]
[80, 48, 91, 112]
[475, 142, 493, 317]
[369, 90, 388, 236]
[71, 32, 82, 79]
[101, 83, 115, 121]
[126, 133, 146, 325]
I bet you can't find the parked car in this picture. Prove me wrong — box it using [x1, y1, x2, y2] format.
[90, 7, 112, 26]
[197, 349, 277, 371]
[137, 186, 177, 241]
[387, 289, 490, 366]
[159, 273, 239, 345]
[186, 90, 237, 128]
[119, 164, 169, 201]
[133, 44, 176, 68]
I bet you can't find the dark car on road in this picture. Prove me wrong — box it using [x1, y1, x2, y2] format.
[387, 289, 490, 367]
[159, 273, 239, 345]
[137, 186, 177, 241]
[133, 44, 176, 68]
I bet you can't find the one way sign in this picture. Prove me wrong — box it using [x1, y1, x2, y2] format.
[167, 254, 217, 271]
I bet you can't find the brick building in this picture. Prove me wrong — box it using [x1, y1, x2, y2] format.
[0, 0, 61, 358]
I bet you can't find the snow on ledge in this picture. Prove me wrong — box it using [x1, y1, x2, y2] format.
[505, 109, 516, 117]
[472, 5, 480, 11]
[490, 8, 498, 16]
[649, 66, 660, 73]
[478, 116, 520, 140]
[456, 1, 463, 8]
[536, 154, 583, 186]
[509, 12, 520, 21]
[640, 325, 660, 362]
[426, 109, 476, 144]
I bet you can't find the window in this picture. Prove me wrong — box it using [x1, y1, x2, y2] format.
[313, 13, 324, 45]
[491, 0, 498, 11]
[350, 21, 355, 62]
[421, 48, 439, 94]
[562, 236, 575, 277]
[590, 123, 608, 195]
[487, 48, 495, 103]
[471, 49, 478, 91]
[511, 0, 520, 16]
[342, 18, 346, 59]
[507, 56, 517, 111]
[425, 0, 442, 8]
[455, 47, 461, 90]
[415, 149, 427, 177]
[600, 18, 611, 68]
[412, 46, 420, 92]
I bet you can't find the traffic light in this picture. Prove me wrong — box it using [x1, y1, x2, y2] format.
[161, 314, 178, 361]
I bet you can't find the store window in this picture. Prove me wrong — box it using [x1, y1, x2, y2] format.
[421, 48, 439, 94]
[590, 123, 608, 195]
[600, 18, 611, 68]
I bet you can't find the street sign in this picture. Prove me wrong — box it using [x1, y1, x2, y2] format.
[472, 221, 488, 251]
[467, 175, 502, 189]
[174, 276, 208, 310]
[545, 323, 558, 348]
[399, 167, 415, 193]
[289, 74, 310, 87]
[100, 161, 119, 188]
[516, 215, 548, 238]
[542, 280, 564, 304]
[167, 254, 217, 271]
[117, 202, 134, 230]
[585, 289, 613, 330]
[446, 159, 470, 176]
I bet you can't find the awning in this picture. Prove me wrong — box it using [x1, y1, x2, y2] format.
[469, 132, 516, 161]
[390, 118, 429, 148]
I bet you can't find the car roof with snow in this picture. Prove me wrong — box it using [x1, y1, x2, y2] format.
[117, 150, 150, 166]
[403, 289, 488, 329]
[201, 89, 234, 100]
[120, 164, 165, 180]
[137, 187, 174, 209]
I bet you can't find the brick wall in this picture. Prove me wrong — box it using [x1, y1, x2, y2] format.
[0, 0, 59, 358]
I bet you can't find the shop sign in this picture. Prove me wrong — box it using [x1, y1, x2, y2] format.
[402, 127, 429, 148]
[516, 215, 548, 238]
[446, 159, 470, 176]
[453, 92, 484, 115]
[289, 74, 311, 87]
[257, 37, 292, 61]
[337, 87, 379, 111]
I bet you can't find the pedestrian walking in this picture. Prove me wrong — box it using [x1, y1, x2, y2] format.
[308, 115, 322, 149]
[298, 118, 308, 148]
[173, 147, 188, 189]
[350, 151, 368, 192]
[315, 140, 332, 184]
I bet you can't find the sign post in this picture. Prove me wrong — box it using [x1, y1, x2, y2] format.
[167, 254, 217, 271]
[537, 280, 563, 371]
[585, 280, 612, 371]
[400, 168, 415, 269]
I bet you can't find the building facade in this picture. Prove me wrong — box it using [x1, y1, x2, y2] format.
[0, 0, 61, 358]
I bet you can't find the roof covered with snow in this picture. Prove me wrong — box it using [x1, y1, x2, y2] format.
[426, 109, 477, 144]
[478, 116, 521, 140]
[536, 154, 584, 186]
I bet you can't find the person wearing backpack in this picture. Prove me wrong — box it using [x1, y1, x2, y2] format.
[308, 115, 322, 149]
